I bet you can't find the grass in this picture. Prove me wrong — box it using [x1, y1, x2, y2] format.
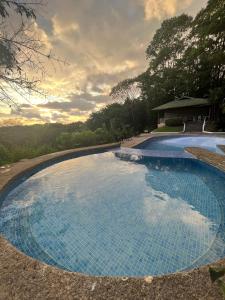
[153, 126, 183, 133]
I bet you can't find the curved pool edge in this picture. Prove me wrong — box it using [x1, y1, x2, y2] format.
[0, 233, 223, 300]
[186, 147, 225, 173]
[0, 142, 225, 299]
[0, 143, 120, 202]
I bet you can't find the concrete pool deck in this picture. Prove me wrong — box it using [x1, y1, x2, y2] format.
[1, 138, 225, 299]
[122, 132, 225, 149]
[186, 147, 225, 172]
[121, 132, 180, 148]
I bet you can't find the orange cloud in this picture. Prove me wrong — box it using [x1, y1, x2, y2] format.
[0, 0, 206, 127]
[143, 0, 193, 20]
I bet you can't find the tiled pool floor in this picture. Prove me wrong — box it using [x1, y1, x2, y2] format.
[1, 152, 225, 276]
[137, 135, 225, 154]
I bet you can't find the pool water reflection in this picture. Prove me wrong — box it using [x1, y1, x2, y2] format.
[0, 152, 225, 276]
[137, 135, 225, 154]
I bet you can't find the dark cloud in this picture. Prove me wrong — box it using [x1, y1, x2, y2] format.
[70, 92, 112, 104]
[19, 107, 42, 119]
[38, 93, 101, 112]
[1, 0, 207, 126]
[38, 100, 93, 112]
[20, 103, 32, 108]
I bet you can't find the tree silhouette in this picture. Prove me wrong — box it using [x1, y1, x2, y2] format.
[0, 1, 64, 109]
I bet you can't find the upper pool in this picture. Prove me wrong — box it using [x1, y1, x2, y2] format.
[1, 151, 225, 277]
[137, 135, 225, 154]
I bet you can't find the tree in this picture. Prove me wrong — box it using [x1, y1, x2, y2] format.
[146, 14, 192, 70]
[109, 0, 225, 130]
[143, 14, 193, 104]
[110, 78, 141, 103]
[0, 0, 62, 109]
[190, 0, 225, 97]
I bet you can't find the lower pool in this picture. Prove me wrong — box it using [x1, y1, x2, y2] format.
[137, 135, 225, 154]
[1, 151, 225, 276]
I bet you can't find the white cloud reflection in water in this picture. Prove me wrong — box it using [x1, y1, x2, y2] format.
[0, 152, 224, 276]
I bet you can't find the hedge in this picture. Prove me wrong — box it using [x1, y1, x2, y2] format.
[165, 118, 183, 127]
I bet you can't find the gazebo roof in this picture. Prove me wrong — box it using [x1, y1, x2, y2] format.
[152, 97, 210, 111]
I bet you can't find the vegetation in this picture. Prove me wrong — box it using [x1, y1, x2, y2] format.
[209, 266, 225, 298]
[87, 100, 147, 137]
[107, 0, 225, 132]
[165, 118, 184, 127]
[1, 0, 225, 165]
[153, 126, 183, 133]
[0, 123, 118, 166]
[0, 0, 61, 109]
[205, 120, 225, 132]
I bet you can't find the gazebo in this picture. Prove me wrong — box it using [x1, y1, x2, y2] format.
[152, 96, 212, 128]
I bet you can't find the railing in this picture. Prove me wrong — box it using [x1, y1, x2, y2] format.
[202, 117, 208, 132]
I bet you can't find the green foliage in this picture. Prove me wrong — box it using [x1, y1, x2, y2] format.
[87, 99, 149, 137]
[218, 280, 225, 298]
[206, 117, 225, 132]
[209, 266, 225, 298]
[10, 145, 55, 162]
[0, 1, 37, 70]
[146, 14, 192, 66]
[109, 0, 225, 131]
[165, 118, 183, 127]
[209, 267, 225, 283]
[205, 121, 219, 132]
[71, 131, 98, 147]
[57, 129, 115, 150]
[95, 128, 114, 144]
[153, 126, 183, 133]
[56, 132, 73, 149]
[0, 122, 114, 166]
[110, 78, 139, 101]
[0, 141, 57, 167]
[0, 144, 11, 164]
[2, 0, 225, 165]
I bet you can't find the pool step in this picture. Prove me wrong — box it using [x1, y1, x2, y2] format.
[114, 147, 195, 159]
[184, 121, 204, 133]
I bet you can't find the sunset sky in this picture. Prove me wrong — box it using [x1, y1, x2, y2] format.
[0, 0, 207, 126]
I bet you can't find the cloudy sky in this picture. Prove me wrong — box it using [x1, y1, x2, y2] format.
[0, 0, 207, 126]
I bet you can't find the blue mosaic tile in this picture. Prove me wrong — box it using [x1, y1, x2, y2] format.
[1, 152, 225, 276]
[135, 135, 225, 154]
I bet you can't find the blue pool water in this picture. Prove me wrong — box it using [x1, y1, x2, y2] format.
[1, 152, 225, 276]
[138, 135, 225, 154]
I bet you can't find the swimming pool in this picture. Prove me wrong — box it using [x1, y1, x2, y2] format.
[137, 135, 225, 154]
[1, 151, 225, 277]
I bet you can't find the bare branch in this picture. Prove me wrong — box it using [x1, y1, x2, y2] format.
[0, 0, 67, 110]
[110, 78, 141, 102]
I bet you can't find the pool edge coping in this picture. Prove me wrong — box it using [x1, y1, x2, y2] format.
[0, 140, 225, 299]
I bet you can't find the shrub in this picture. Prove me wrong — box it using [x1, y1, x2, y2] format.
[205, 121, 225, 132]
[165, 118, 183, 127]
[71, 130, 97, 147]
[9, 145, 55, 162]
[54, 128, 116, 150]
[217, 118, 225, 131]
[0, 144, 11, 165]
[95, 128, 114, 144]
[56, 132, 73, 149]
